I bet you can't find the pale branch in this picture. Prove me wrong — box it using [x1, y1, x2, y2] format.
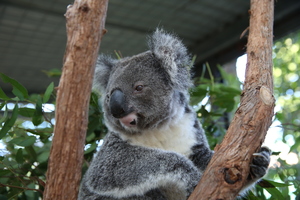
[43, 0, 108, 199]
[188, 0, 275, 199]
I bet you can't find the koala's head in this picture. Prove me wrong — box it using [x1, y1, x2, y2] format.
[93, 29, 193, 135]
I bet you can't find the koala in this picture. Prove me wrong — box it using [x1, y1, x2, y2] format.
[78, 29, 271, 200]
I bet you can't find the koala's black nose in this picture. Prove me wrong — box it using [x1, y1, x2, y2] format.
[109, 89, 128, 118]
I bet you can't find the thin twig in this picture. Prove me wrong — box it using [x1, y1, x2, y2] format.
[0, 183, 43, 194]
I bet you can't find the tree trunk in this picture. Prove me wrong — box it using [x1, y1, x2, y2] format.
[43, 0, 108, 199]
[188, 0, 275, 199]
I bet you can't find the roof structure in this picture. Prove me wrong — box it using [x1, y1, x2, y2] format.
[1, 0, 300, 95]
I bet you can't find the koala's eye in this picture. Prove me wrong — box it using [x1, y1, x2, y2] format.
[135, 85, 144, 92]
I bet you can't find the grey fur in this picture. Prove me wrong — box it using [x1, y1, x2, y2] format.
[79, 29, 271, 200]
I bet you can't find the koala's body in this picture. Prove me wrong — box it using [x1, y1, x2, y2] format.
[78, 29, 271, 200]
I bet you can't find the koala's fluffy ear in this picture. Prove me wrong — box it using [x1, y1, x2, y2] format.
[148, 29, 192, 89]
[93, 55, 116, 94]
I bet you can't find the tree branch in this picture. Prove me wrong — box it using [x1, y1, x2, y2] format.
[188, 0, 275, 199]
[0, 183, 43, 194]
[43, 0, 108, 199]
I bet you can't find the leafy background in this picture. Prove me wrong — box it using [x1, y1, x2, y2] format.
[0, 30, 299, 199]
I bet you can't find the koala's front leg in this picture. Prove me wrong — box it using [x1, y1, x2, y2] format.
[189, 143, 214, 172]
[240, 147, 271, 195]
[249, 147, 271, 181]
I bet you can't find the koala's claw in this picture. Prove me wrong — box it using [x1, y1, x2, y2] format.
[249, 147, 271, 180]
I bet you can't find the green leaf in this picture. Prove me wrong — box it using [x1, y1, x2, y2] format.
[0, 102, 5, 110]
[87, 117, 101, 135]
[0, 73, 28, 99]
[290, 136, 300, 152]
[217, 65, 240, 87]
[190, 85, 208, 105]
[0, 104, 8, 124]
[32, 96, 44, 126]
[15, 148, 24, 163]
[42, 68, 62, 77]
[0, 104, 18, 139]
[90, 91, 101, 108]
[84, 142, 97, 154]
[245, 191, 264, 200]
[9, 136, 36, 147]
[43, 82, 54, 103]
[86, 132, 96, 143]
[265, 187, 285, 199]
[271, 151, 281, 156]
[0, 87, 10, 100]
[18, 107, 35, 117]
[19, 136, 36, 147]
[259, 179, 290, 188]
[218, 86, 241, 96]
[12, 87, 25, 100]
[37, 151, 49, 163]
[25, 146, 37, 160]
[213, 97, 236, 112]
[0, 169, 10, 176]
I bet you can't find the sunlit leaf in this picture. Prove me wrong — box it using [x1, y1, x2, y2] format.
[84, 142, 97, 155]
[42, 68, 62, 77]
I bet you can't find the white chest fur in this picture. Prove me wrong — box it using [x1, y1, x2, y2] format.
[121, 113, 197, 157]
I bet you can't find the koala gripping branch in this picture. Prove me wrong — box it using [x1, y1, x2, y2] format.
[43, 0, 108, 200]
[188, 0, 275, 199]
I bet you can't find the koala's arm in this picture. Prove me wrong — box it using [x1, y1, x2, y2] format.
[189, 143, 213, 172]
[187, 119, 214, 172]
[78, 133, 200, 200]
[237, 147, 271, 196]
[189, 140, 270, 197]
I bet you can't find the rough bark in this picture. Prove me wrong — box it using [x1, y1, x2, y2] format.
[188, 0, 275, 199]
[43, 1, 108, 199]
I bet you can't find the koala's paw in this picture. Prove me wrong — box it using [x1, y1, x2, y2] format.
[249, 147, 271, 180]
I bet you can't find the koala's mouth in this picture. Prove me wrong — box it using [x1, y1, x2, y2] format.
[119, 112, 138, 127]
